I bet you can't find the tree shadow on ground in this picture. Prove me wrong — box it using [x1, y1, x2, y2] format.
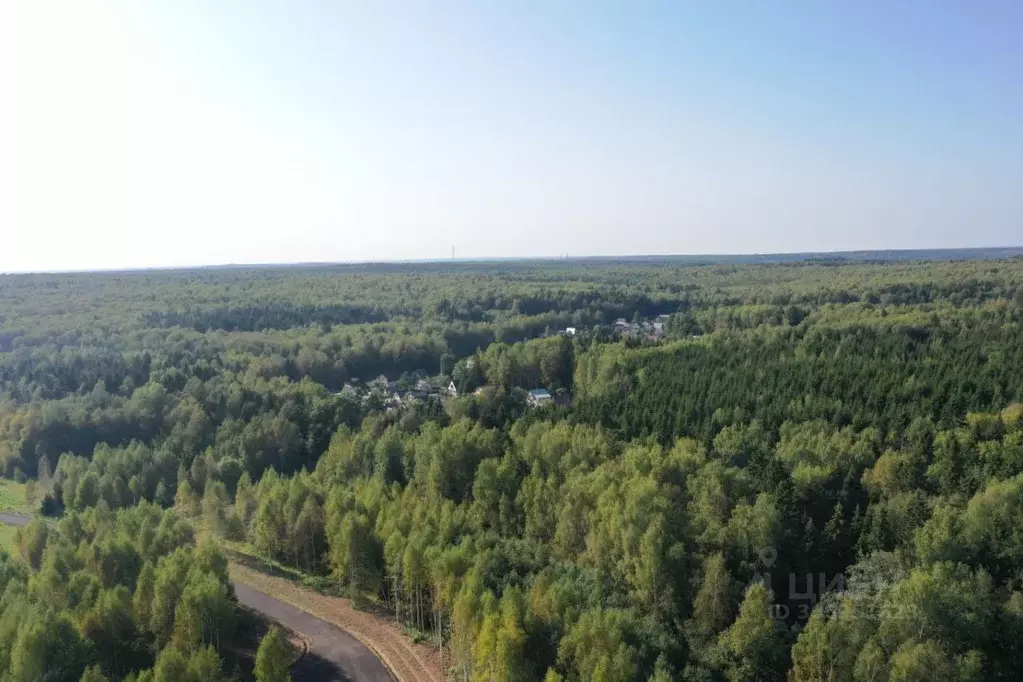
[292, 651, 351, 682]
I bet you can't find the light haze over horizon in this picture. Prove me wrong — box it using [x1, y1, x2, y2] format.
[3, 1, 1021, 273]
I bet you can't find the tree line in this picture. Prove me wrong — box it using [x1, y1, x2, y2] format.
[2, 503, 293, 681]
[3, 257, 1023, 680]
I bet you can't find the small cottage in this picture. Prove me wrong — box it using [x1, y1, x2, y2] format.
[527, 388, 553, 406]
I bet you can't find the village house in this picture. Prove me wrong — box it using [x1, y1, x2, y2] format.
[369, 375, 399, 393]
[403, 390, 429, 405]
[527, 388, 553, 406]
[338, 383, 359, 398]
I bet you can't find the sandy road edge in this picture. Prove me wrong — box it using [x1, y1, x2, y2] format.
[290, 632, 311, 668]
[230, 563, 412, 682]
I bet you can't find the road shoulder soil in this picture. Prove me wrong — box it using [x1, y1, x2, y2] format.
[230, 562, 445, 682]
[234, 582, 391, 682]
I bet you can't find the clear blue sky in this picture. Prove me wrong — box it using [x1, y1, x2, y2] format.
[3, 1, 1021, 271]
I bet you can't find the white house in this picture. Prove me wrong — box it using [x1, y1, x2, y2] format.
[527, 388, 553, 406]
[564, 327, 577, 336]
[447, 380, 458, 397]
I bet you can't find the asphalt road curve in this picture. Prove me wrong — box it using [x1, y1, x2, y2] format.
[234, 582, 393, 682]
[0, 513, 392, 682]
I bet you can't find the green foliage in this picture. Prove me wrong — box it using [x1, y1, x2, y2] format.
[80, 665, 110, 682]
[0, 505, 236, 681]
[5, 258, 1023, 680]
[690, 553, 734, 643]
[557, 608, 638, 682]
[13, 516, 49, 569]
[151, 647, 189, 682]
[716, 583, 787, 682]
[9, 613, 93, 682]
[254, 627, 292, 682]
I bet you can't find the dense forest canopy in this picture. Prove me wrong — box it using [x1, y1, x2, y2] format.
[2, 254, 1023, 681]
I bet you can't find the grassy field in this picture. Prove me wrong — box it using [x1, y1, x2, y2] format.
[0, 524, 17, 552]
[0, 478, 37, 516]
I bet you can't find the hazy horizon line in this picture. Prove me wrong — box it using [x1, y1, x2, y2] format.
[4, 245, 1023, 277]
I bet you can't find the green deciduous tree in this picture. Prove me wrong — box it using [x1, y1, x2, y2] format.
[717, 583, 787, 682]
[152, 646, 189, 682]
[690, 552, 735, 645]
[255, 627, 292, 682]
[9, 613, 93, 682]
